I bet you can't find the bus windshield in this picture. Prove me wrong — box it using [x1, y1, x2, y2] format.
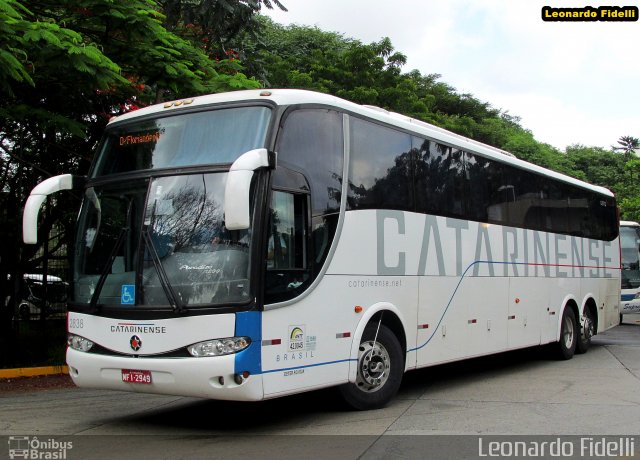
[620, 225, 640, 289]
[71, 105, 271, 309]
[92, 106, 271, 177]
[74, 172, 252, 308]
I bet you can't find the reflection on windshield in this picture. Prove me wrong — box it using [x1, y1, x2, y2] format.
[74, 181, 146, 305]
[92, 107, 271, 177]
[73, 173, 252, 308]
[142, 174, 250, 305]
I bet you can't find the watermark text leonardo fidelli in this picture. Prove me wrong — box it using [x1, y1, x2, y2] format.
[479, 437, 635, 458]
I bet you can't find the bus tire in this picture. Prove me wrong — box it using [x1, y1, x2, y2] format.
[339, 323, 403, 411]
[18, 303, 30, 321]
[576, 307, 595, 354]
[555, 307, 577, 360]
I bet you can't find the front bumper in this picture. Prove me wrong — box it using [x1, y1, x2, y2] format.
[67, 348, 264, 401]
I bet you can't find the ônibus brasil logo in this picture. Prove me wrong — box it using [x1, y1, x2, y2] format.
[130, 335, 142, 351]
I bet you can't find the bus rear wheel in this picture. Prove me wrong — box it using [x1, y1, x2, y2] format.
[554, 307, 577, 360]
[339, 323, 403, 410]
[576, 307, 595, 354]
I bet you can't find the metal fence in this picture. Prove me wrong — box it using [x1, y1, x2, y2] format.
[0, 224, 70, 368]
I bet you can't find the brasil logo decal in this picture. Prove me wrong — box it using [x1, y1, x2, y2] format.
[288, 326, 305, 351]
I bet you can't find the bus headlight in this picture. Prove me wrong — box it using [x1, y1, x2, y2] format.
[188, 337, 251, 357]
[67, 334, 94, 352]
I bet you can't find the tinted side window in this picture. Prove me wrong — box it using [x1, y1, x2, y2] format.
[589, 195, 617, 241]
[542, 182, 567, 233]
[276, 109, 343, 216]
[348, 118, 413, 211]
[264, 191, 310, 304]
[502, 166, 545, 229]
[342, 118, 618, 241]
[414, 137, 465, 218]
[565, 185, 591, 236]
[270, 166, 319, 263]
[465, 151, 509, 224]
[266, 191, 307, 270]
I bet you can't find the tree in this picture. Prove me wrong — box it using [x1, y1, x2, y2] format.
[243, 19, 640, 219]
[617, 159, 640, 221]
[161, 0, 286, 45]
[159, 0, 287, 81]
[0, 0, 262, 327]
[247, 18, 539, 154]
[565, 145, 624, 185]
[613, 135, 640, 157]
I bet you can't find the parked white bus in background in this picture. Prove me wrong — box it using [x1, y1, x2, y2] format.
[23, 90, 620, 410]
[619, 221, 640, 322]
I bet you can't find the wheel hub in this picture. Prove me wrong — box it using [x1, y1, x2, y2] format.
[356, 340, 390, 393]
[582, 315, 594, 341]
[563, 315, 575, 348]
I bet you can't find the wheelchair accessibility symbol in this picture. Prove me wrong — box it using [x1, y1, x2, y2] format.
[121, 285, 135, 305]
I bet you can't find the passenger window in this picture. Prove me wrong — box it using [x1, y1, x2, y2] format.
[265, 191, 311, 303]
[466, 151, 508, 224]
[276, 109, 343, 215]
[503, 166, 544, 229]
[414, 137, 465, 217]
[348, 118, 413, 211]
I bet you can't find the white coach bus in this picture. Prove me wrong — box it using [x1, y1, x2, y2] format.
[619, 221, 640, 322]
[23, 90, 620, 409]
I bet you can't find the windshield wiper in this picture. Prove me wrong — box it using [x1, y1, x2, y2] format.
[89, 227, 128, 312]
[142, 226, 185, 314]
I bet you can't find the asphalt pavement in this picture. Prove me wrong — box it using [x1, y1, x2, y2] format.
[1, 314, 639, 459]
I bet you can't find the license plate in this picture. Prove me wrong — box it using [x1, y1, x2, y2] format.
[121, 369, 152, 384]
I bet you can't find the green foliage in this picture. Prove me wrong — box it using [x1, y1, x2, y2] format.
[0, 0, 34, 92]
[616, 159, 640, 221]
[243, 17, 639, 220]
[0, 0, 264, 281]
[248, 18, 544, 159]
[162, 0, 286, 48]
[1, 0, 639, 296]
[565, 145, 623, 184]
[564, 144, 640, 221]
[613, 135, 640, 157]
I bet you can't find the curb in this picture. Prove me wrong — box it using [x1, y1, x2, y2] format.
[0, 365, 68, 379]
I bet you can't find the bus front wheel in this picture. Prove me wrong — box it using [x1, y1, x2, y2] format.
[339, 323, 403, 410]
[554, 307, 577, 360]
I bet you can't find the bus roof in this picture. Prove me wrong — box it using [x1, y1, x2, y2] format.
[620, 221, 639, 227]
[109, 89, 613, 198]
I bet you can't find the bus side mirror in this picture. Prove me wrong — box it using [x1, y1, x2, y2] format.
[23, 174, 86, 244]
[224, 148, 275, 230]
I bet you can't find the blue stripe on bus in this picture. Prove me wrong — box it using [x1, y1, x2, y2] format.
[260, 259, 619, 372]
[408, 259, 620, 353]
[408, 260, 484, 353]
[234, 311, 262, 375]
[621, 294, 635, 301]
